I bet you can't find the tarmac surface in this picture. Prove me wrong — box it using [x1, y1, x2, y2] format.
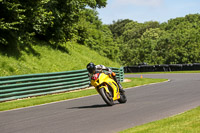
[0, 73, 200, 133]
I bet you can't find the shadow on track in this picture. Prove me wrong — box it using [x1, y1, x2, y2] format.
[68, 104, 112, 109]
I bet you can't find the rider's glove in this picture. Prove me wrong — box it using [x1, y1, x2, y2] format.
[112, 72, 116, 77]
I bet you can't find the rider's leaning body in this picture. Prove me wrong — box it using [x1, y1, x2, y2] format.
[86, 63, 124, 93]
[89, 64, 111, 76]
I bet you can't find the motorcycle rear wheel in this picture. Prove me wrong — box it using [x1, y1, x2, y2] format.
[99, 87, 114, 106]
[118, 91, 127, 103]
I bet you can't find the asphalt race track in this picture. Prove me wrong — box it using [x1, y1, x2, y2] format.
[0, 73, 200, 133]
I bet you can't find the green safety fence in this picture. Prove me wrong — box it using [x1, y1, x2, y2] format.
[0, 68, 124, 102]
[111, 67, 124, 82]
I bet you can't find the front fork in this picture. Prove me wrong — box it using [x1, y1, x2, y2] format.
[96, 84, 112, 98]
[96, 84, 110, 94]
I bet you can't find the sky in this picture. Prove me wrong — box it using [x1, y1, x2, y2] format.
[96, 0, 200, 24]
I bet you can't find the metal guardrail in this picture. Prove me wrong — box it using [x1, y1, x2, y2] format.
[110, 67, 124, 82]
[0, 68, 124, 102]
[0, 69, 89, 102]
[124, 63, 200, 73]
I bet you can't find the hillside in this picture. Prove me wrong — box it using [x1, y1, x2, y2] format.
[0, 42, 120, 77]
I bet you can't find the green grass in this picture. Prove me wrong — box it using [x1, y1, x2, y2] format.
[119, 106, 200, 133]
[0, 77, 167, 111]
[121, 78, 167, 89]
[0, 42, 120, 77]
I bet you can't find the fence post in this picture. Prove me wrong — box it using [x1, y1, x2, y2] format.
[120, 67, 124, 82]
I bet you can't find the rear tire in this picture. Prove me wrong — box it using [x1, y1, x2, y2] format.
[99, 87, 114, 106]
[118, 91, 127, 103]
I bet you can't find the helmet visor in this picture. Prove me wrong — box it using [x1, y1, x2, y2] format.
[88, 69, 94, 74]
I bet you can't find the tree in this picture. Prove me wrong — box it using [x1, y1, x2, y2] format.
[0, 0, 108, 55]
[113, 15, 200, 65]
[108, 19, 133, 39]
[0, 0, 25, 46]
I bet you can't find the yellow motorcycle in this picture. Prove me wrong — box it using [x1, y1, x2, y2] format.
[90, 72, 127, 106]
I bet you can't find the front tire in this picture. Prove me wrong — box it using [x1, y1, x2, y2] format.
[99, 87, 114, 106]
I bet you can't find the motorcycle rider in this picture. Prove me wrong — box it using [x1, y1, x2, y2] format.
[86, 62, 125, 93]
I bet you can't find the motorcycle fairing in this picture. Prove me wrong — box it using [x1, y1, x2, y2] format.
[91, 73, 120, 101]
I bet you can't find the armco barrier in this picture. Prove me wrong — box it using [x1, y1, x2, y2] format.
[0, 68, 124, 102]
[110, 67, 124, 82]
[124, 63, 200, 73]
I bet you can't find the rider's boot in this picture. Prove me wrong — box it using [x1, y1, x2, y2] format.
[118, 83, 125, 93]
[113, 76, 125, 93]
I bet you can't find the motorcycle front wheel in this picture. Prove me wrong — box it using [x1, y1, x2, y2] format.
[99, 87, 114, 106]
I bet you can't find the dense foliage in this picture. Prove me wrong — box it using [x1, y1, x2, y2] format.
[0, 0, 117, 60]
[109, 14, 200, 66]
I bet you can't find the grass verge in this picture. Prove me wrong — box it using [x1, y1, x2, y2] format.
[119, 106, 200, 133]
[0, 42, 120, 77]
[0, 77, 167, 111]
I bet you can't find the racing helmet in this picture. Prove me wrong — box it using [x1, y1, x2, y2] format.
[87, 62, 96, 74]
